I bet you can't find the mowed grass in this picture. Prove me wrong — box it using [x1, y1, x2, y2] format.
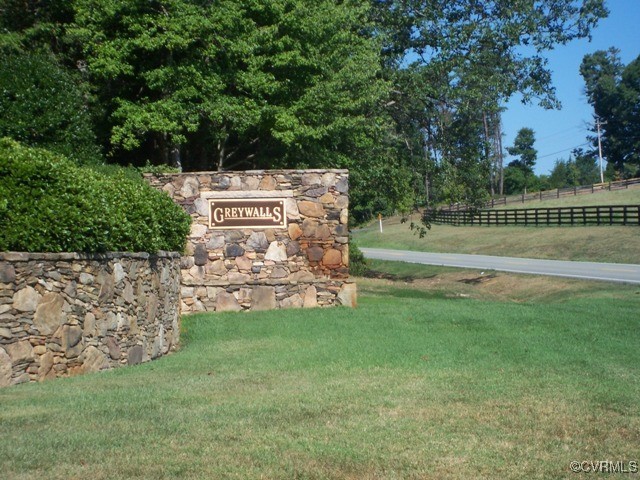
[493, 185, 640, 210]
[354, 186, 640, 264]
[354, 215, 640, 264]
[2, 267, 640, 479]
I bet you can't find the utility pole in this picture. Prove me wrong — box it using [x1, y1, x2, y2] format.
[596, 118, 607, 183]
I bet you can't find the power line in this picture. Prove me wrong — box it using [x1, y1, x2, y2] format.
[535, 142, 591, 160]
[535, 124, 586, 142]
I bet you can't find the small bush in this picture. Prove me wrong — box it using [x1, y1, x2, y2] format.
[0, 139, 191, 253]
[349, 239, 368, 277]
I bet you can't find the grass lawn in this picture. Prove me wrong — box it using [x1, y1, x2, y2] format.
[493, 185, 640, 210]
[2, 264, 639, 479]
[353, 215, 640, 264]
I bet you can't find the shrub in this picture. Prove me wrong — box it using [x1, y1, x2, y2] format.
[349, 239, 368, 277]
[0, 139, 191, 253]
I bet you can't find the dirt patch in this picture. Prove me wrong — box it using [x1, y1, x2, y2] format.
[360, 268, 633, 304]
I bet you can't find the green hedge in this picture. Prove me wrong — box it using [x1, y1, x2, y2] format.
[0, 139, 191, 253]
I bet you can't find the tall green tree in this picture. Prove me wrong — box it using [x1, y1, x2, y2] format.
[69, 0, 390, 172]
[372, 0, 607, 206]
[0, 50, 100, 163]
[580, 49, 640, 177]
[507, 128, 537, 174]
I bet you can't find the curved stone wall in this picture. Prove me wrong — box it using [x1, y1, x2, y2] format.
[0, 251, 181, 387]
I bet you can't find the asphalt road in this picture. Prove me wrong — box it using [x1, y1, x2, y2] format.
[361, 248, 640, 285]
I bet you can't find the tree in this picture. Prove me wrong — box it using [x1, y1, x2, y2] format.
[68, 0, 390, 172]
[371, 0, 607, 207]
[507, 128, 537, 172]
[581, 50, 640, 177]
[548, 159, 578, 189]
[0, 50, 100, 164]
[572, 147, 600, 185]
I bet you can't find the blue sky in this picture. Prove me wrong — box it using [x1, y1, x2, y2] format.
[501, 0, 640, 175]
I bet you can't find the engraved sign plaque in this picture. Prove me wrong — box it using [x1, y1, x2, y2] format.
[208, 198, 287, 229]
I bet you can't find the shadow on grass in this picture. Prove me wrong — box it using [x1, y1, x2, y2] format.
[362, 268, 438, 283]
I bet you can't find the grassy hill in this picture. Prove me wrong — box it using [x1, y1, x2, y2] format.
[353, 188, 640, 264]
[491, 186, 640, 210]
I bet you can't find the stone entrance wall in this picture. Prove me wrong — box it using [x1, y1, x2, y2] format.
[0, 252, 181, 386]
[144, 170, 356, 313]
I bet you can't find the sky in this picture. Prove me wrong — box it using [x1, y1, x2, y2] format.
[501, 0, 640, 176]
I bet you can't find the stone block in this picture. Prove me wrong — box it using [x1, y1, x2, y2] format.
[270, 266, 288, 279]
[286, 241, 300, 256]
[206, 259, 227, 276]
[337, 283, 357, 307]
[113, 263, 126, 283]
[128, 345, 143, 365]
[265, 242, 288, 262]
[322, 249, 342, 267]
[302, 173, 321, 186]
[281, 294, 303, 309]
[13, 286, 41, 312]
[0, 347, 12, 387]
[336, 177, 348, 193]
[34, 292, 65, 336]
[83, 346, 108, 373]
[321, 172, 337, 187]
[106, 337, 121, 360]
[259, 175, 277, 190]
[301, 218, 319, 237]
[194, 197, 209, 216]
[303, 286, 318, 308]
[288, 223, 303, 241]
[62, 325, 83, 358]
[235, 255, 252, 271]
[98, 271, 115, 303]
[298, 201, 325, 218]
[190, 223, 208, 238]
[306, 247, 324, 262]
[5, 340, 34, 364]
[247, 232, 269, 252]
[180, 176, 200, 197]
[285, 198, 300, 220]
[194, 244, 209, 266]
[225, 244, 245, 258]
[252, 286, 276, 311]
[207, 234, 225, 250]
[215, 291, 242, 312]
[0, 263, 16, 283]
[319, 192, 335, 204]
[38, 351, 54, 381]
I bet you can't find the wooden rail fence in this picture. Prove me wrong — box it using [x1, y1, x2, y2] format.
[445, 177, 640, 212]
[426, 205, 640, 227]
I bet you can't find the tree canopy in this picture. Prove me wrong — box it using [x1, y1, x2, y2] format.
[0, 0, 609, 222]
[581, 49, 640, 178]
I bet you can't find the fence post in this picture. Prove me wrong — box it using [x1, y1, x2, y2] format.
[592, 183, 594, 194]
[557, 188, 559, 198]
[609, 206, 613, 225]
[574, 186, 577, 196]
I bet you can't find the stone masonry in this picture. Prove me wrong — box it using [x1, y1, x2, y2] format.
[0, 251, 181, 387]
[144, 170, 357, 313]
